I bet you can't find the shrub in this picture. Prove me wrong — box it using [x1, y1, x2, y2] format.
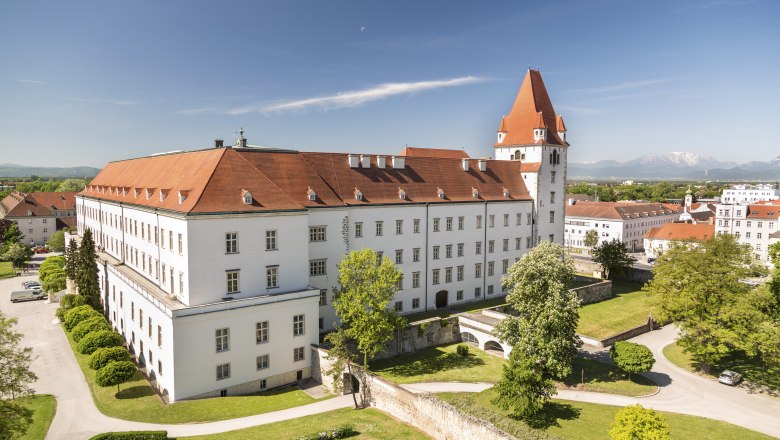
[77, 330, 123, 355]
[609, 341, 655, 380]
[610, 404, 670, 440]
[89, 431, 168, 440]
[89, 346, 131, 370]
[298, 424, 357, 440]
[60, 294, 86, 310]
[39, 265, 64, 284]
[456, 344, 470, 357]
[72, 316, 111, 342]
[95, 360, 137, 392]
[64, 305, 101, 331]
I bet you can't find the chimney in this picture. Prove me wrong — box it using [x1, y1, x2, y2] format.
[214, 139, 224, 148]
[348, 154, 359, 168]
[376, 155, 387, 169]
[461, 158, 469, 171]
[478, 159, 487, 172]
[359, 154, 370, 168]
[392, 156, 405, 169]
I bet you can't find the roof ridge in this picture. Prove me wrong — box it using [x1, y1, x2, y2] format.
[230, 149, 303, 209]
[299, 153, 346, 205]
[187, 148, 228, 214]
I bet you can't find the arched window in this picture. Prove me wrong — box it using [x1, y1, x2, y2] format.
[460, 332, 478, 346]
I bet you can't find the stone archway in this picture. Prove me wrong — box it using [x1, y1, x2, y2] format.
[460, 332, 479, 346]
[435, 290, 448, 309]
[484, 340, 505, 356]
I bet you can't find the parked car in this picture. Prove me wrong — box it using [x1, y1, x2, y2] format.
[718, 370, 742, 386]
[647, 257, 656, 264]
[22, 281, 41, 289]
[10, 289, 46, 303]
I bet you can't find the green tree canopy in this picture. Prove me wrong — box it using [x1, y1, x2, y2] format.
[609, 405, 670, 440]
[591, 239, 633, 280]
[95, 361, 136, 393]
[0, 311, 38, 400]
[76, 229, 101, 309]
[2, 223, 24, 246]
[47, 230, 65, 252]
[65, 238, 78, 281]
[55, 178, 89, 192]
[1, 242, 33, 269]
[0, 400, 34, 440]
[609, 341, 655, 380]
[584, 229, 599, 248]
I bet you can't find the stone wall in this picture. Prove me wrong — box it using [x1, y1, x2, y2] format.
[579, 316, 656, 348]
[573, 259, 653, 284]
[374, 316, 461, 360]
[571, 278, 612, 305]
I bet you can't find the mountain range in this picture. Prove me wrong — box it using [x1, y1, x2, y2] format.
[569, 152, 780, 180]
[0, 163, 101, 178]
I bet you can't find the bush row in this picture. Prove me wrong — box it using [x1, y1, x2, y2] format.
[72, 316, 112, 342]
[89, 431, 169, 440]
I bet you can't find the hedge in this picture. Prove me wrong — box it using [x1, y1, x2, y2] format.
[77, 330, 124, 355]
[60, 294, 86, 310]
[89, 431, 168, 440]
[72, 316, 112, 343]
[298, 424, 356, 440]
[64, 305, 102, 331]
[89, 346, 131, 371]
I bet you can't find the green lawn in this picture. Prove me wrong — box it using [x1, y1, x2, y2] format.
[0, 261, 16, 278]
[17, 394, 57, 440]
[182, 407, 430, 440]
[663, 342, 780, 394]
[64, 328, 327, 423]
[577, 280, 657, 340]
[439, 389, 772, 440]
[403, 297, 508, 323]
[565, 358, 657, 397]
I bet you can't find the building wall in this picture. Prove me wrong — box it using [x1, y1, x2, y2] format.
[715, 204, 779, 264]
[7, 215, 55, 245]
[565, 211, 679, 252]
[721, 187, 780, 205]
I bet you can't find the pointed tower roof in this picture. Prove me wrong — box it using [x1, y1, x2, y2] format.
[556, 115, 567, 132]
[494, 69, 567, 147]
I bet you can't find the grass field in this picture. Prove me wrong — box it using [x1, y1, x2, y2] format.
[403, 297, 508, 322]
[64, 328, 327, 423]
[17, 394, 57, 440]
[577, 280, 658, 340]
[0, 261, 16, 278]
[439, 389, 772, 440]
[183, 407, 430, 440]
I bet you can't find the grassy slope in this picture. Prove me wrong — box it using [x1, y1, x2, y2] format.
[577, 280, 657, 340]
[64, 328, 325, 423]
[182, 407, 430, 440]
[0, 261, 15, 278]
[17, 394, 57, 440]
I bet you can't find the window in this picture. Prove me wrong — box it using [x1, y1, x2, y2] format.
[475, 287, 481, 298]
[178, 233, 183, 255]
[488, 261, 495, 276]
[309, 226, 326, 242]
[319, 289, 327, 306]
[549, 211, 555, 223]
[215, 328, 230, 352]
[476, 215, 482, 229]
[140, 309, 144, 328]
[179, 272, 184, 295]
[309, 260, 327, 276]
[446, 217, 453, 231]
[489, 215, 495, 228]
[457, 265, 464, 281]
[319, 318, 324, 330]
[257, 354, 269, 370]
[158, 360, 163, 376]
[757, 233, 763, 239]
[226, 271, 239, 293]
[148, 317, 152, 337]
[293, 314, 305, 336]
[355, 222, 363, 238]
[526, 237, 532, 248]
[413, 219, 420, 233]
[169, 231, 173, 251]
[396, 220, 403, 235]
[397, 276, 403, 290]
[446, 244, 453, 258]
[395, 249, 403, 264]
[551, 171, 556, 183]
[394, 301, 403, 312]
[550, 192, 556, 204]
[516, 237, 522, 250]
[456, 290, 464, 301]
[527, 213, 532, 225]
[256, 321, 269, 344]
[433, 218, 440, 232]
[433, 246, 440, 259]
[216, 363, 230, 380]
[412, 272, 420, 288]
[226, 232, 238, 254]
[131, 302, 135, 321]
[504, 214, 509, 226]
[488, 240, 495, 253]
[475, 263, 482, 278]
[413, 247, 420, 262]
[266, 230, 277, 250]
[377, 251, 383, 263]
[487, 285, 494, 295]
[502, 259, 509, 274]
[457, 243, 464, 257]
[412, 298, 420, 309]
[294, 347, 305, 362]
[476, 241, 482, 255]
[458, 216, 464, 230]
[157, 325, 162, 348]
[503, 239, 509, 252]
[432, 269, 440, 284]
[376, 221, 383, 236]
[266, 266, 278, 288]
[445, 267, 453, 283]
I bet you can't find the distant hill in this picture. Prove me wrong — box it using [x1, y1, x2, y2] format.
[0, 163, 100, 178]
[570, 152, 780, 180]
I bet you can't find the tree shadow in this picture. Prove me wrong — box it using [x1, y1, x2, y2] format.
[115, 385, 156, 399]
[518, 402, 581, 429]
[372, 350, 485, 378]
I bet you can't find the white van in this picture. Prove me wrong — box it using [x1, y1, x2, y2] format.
[10, 289, 46, 303]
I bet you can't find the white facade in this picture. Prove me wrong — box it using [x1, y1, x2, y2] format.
[721, 184, 780, 205]
[714, 203, 780, 264]
[565, 209, 680, 252]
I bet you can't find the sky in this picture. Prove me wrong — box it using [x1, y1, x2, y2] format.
[1, 0, 778, 168]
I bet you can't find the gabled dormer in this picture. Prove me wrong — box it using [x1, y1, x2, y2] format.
[241, 189, 253, 205]
[533, 112, 548, 143]
[497, 116, 508, 144]
[306, 187, 317, 201]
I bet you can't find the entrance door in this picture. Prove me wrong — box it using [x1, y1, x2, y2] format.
[435, 290, 448, 309]
[296, 370, 303, 381]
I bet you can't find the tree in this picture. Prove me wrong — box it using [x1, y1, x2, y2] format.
[332, 248, 406, 370]
[0, 311, 38, 401]
[0, 400, 34, 440]
[42, 270, 66, 295]
[88, 346, 131, 371]
[65, 238, 78, 282]
[1, 223, 23, 246]
[592, 239, 633, 280]
[1, 242, 33, 269]
[644, 234, 753, 372]
[56, 178, 89, 192]
[609, 405, 670, 440]
[95, 361, 136, 393]
[76, 229, 101, 309]
[47, 231, 65, 252]
[324, 328, 360, 408]
[609, 341, 655, 380]
[583, 229, 599, 248]
[76, 330, 123, 355]
[492, 241, 581, 419]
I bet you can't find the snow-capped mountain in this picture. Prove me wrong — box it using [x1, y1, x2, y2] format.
[624, 152, 737, 169]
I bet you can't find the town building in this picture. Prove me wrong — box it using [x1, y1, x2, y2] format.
[715, 200, 780, 264]
[70, 69, 568, 402]
[644, 222, 715, 258]
[564, 201, 680, 252]
[0, 191, 77, 245]
[721, 184, 780, 205]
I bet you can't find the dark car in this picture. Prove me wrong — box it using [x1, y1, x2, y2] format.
[647, 257, 656, 264]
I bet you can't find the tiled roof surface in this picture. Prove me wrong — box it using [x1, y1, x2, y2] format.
[745, 205, 780, 219]
[645, 222, 714, 241]
[400, 147, 470, 159]
[495, 69, 567, 147]
[81, 148, 533, 214]
[519, 162, 541, 172]
[0, 191, 77, 217]
[566, 201, 680, 220]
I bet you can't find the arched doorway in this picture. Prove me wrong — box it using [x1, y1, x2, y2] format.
[435, 290, 448, 309]
[484, 340, 505, 356]
[460, 332, 479, 346]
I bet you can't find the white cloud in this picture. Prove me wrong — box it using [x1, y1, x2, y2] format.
[10, 79, 47, 84]
[568, 79, 667, 95]
[228, 76, 483, 114]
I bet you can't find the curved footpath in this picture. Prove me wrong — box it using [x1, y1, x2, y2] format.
[6, 283, 779, 439]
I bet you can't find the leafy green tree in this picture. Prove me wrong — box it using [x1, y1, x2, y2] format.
[324, 328, 361, 408]
[644, 234, 753, 372]
[47, 230, 66, 252]
[609, 405, 670, 440]
[64, 305, 102, 331]
[609, 341, 655, 380]
[2, 223, 23, 245]
[88, 346, 131, 371]
[95, 361, 136, 393]
[65, 238, 78, 282]
[76, 229, 101, 310]
[76, 330, 123, 355]
[332, 248, 406, 370]
[0, 311, 38, 400]
[72, 316, 111, 343]
[0, 400, 34, 440]
[584, 229, 599, 248]
[42, 269, 66, 295]
[591, 239, 633, 280]
[55, 178, 89, 192]
[1, 242, 33, 269]
[492, 241, 581, 419]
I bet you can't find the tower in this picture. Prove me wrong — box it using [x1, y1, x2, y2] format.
[494, 69, 569, 245]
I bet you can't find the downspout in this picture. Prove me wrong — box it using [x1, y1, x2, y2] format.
[483, 200, 487, 298]
[156, 211, 163, 290]
[424, 203, 429, 311]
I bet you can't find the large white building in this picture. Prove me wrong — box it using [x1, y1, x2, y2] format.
[0, 191, 77, 245]
[72, 69, 568, 402]
[715, 201, 780, 264]
[721, 184, 780, 205]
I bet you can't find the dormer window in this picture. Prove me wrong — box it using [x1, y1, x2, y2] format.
[437, 188, 445, 199]
[133, 188, 140, 198]
[241, 189, 253, 205]
[306, 187, 317, 201]
[159, 189, 169, 202]
[497, 132, 506, 144]
[146, 188, 155, 200]
[178, 190, 189, 204]
[503, 187, 510, 198]
[533, 128, 548, 142]
[354, 188, 363, 201]
[472, 188, 479, 199]
[398, 188, 407, 200]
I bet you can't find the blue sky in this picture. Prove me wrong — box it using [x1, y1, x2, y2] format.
[1, 0, 778, 168]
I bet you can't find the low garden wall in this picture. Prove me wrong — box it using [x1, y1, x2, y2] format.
[571, 276, 612, 305]
[573, 259, 653, 284]
[579, 316, 656, 348]
[374, 316, 461, 360]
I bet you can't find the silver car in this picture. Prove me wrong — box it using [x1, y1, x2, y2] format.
[718, 370, 742, 386]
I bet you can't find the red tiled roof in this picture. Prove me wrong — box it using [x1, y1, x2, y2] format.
[556, 115, 567, 132]
[400, 147, 470, 159]
[495, 69, 567, 147]
[645, 223, 714, 241]
[0, 191, 76, 217]
[566, 201, 679, 220]
[519, 162, 541, 172]
[745, 205, 780, 219]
